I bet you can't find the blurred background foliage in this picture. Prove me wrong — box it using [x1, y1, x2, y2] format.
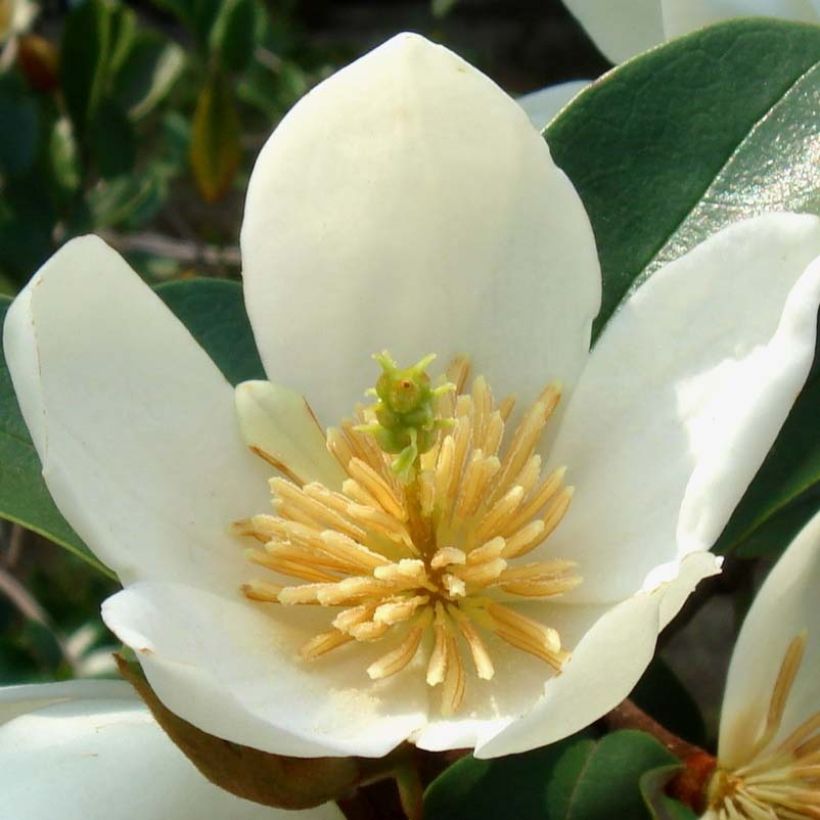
[0, 0, 607, 296]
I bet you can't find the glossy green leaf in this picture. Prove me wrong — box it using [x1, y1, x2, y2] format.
[425, 730, 678, 819]
[190, 70, 242, 202]
[0, 297, 112, 576]
[547, 18, 820, 337]
[111, 31, 185, 120]
[0, 73, 38, 177]
[155, 279, 265, 386]
[547, 19, 820, 557]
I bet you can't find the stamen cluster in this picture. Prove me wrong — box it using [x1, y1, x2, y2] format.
[708, 634, 820, 819]
[237, 358, 580, 713]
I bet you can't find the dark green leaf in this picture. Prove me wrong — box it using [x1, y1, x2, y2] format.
[89, 98, 136, 178]
[547, 19, 820, 555]
[60, 0, 113, 131]
[546, 19, 820, 339]
[0, 73, 39, 177]
[209, 0, 259, 72]
[0, 297, 112, 575]
[111, 32, 185, 119]
[425, 730, 678, 820]
[425, 733, 595, 820]
[190, 70, 242, 202]
[155, 279, 265, 385]
[107, 2, 137, 78]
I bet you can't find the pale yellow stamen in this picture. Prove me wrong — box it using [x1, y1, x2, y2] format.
[239, 363, 579, 713]
[709, 632, 820, 819]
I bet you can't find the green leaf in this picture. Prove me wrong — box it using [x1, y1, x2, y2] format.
[546, 19, 820, 339]
[155, 279, 265, 385]
[425, 731, 678, 819]
[0, 72, 39, 177]
[89, 98, 136, 178]
[190, 70, 242, 202]
[111, 31, 185, 120]
[60, 0, 113, 132]
[640, 765, 698, 820]
[546, 19, 820, 555]
[0, 297, 112, 576]
[209, 0, 259, 72]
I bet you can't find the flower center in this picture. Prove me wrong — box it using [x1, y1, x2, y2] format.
[708, 632, 820, 819]
[236, 355, 581, 714]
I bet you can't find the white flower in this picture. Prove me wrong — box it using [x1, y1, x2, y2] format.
[0, 680, 343, 820]
[4, 33, 820, 760]
[562, 0, 820, 64]
[702, 510, 820, 819]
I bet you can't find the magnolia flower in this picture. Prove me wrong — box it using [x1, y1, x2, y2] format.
[562, 0, 820, 64]
[702, 510, 820, 819]
[5, 34, 820, 761]
[0, 680, 343, 820]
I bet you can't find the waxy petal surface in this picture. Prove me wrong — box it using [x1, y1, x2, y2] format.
[3, 236, 271, 589]
[242, 33, 600, 426]
[0, 681, 341, 820]
[718, 509, 820, 767]
[547, 214, 820, 602]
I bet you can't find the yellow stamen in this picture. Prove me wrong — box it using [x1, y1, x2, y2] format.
[238, 359, 579, 713]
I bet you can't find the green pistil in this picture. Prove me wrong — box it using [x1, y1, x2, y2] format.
[358, 351, 454, 482]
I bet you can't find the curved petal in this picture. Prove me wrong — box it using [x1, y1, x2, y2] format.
[242, 33, 600, 426]
[546, 213, 820, 603]
[662, 0, 820, 39]
[235, 380, 347, 488]
[102, 582, 430, 758]
[561, 0, 666, 63]
[718, 510, 820, 768]
[474, 550, 716, 758]
[0, 681, 342, 820]
[3, 236, 271, 590]
[517, 80, 591, 130]
[0, 679, 132, 725]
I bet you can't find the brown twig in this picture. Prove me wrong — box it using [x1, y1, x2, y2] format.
[604, 698, 707, 760]
[100, 230, 241, 269]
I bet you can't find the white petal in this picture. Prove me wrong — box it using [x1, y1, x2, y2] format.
[718, 509, 820, 767]
[102, 582, 429, 758]
[3, 236, 271, 589]
[0, 681, 342, 820]
[517, 80, 591, 129]
[0, 679, 132, 725]
[474, 551, 714, 758]
[662, 0, 820, 39]
[547, 214, 820, 602]
[235, 380, 347, 488]
[561, 0, 666, 63]
[242, 33, 600, 426]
